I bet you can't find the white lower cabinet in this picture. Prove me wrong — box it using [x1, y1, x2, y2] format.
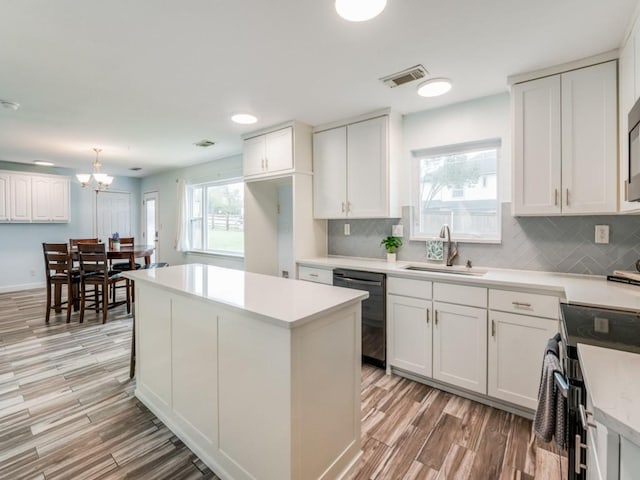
[620, 437, 640, 480]
[433, 301, 487, 394]
[487, 311, 557, 410]
[387, 294, 432, 377]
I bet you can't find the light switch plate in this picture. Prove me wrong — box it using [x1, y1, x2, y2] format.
[595, 225, 609, 244]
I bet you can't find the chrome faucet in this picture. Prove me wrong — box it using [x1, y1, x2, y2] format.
[439, 224, 458, 267]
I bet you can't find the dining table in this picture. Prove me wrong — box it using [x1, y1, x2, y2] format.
[54, 244, 155, 313]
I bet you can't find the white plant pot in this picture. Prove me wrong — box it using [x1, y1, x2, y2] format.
[113, 242, 120, 252]
[386, 253, 396, 262]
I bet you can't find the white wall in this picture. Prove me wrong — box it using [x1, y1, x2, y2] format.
[139, 154, 244, 270]
[402, 93, 511, 204]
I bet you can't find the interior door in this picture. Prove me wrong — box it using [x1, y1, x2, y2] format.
[143, 191, 159, 263]
[96, 191, 131, 243]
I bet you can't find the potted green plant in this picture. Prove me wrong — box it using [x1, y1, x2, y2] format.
[380, 236, 402, 262]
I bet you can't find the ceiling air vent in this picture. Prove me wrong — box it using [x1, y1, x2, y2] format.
[380, 65, 428, 88]
[194, 140, 216, 147]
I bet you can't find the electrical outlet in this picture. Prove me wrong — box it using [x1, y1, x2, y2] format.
[594, 316, 609, 333]
[392, 224, 403, 237]
[595, 225, 609, 244]
[344, 223, 350, 236]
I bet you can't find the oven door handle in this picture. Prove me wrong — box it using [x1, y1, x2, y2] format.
[553, 371, 569, 398]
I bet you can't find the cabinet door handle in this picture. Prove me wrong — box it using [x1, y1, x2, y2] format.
[579, 404, 596, 429]
[491, 319, 496, 337]
[435, 310, 438, 325]
[347, 201, 351, 214]
[575, 434, 588, 474]
[566, 188, 570, 206]
[265, 158, 268, 170]
[512, 301, 532, 308]
[426, 309, 430, 324]
[261, 159, 265, 170]
[309, 273, 318, 278]
[554, 188, 558, 206]
[341, 202, 345, 213]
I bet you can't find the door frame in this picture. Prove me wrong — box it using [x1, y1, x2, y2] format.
[142, 191, 159, 262]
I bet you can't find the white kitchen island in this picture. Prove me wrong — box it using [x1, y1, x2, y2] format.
[123, 264, 368, 480]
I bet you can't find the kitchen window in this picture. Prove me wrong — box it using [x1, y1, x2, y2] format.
[188, 180, 244, 255]
[412, 139, 501, 242]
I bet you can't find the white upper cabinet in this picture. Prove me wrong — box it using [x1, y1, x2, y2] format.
[243, 124, 311, 180]
[561, 61, 617, 214]
[1, 171, 69, 223]
[512, 60, 618, 215]
[0, 173, 9, 221]
[512, 75, 562, 215]
[313, 111, 400, 219]
[313, 126, 347, 218]
[9, 174, 32, 222]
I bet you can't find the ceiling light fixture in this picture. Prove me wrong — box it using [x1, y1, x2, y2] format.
[34, 160, 54, 166]
[231, 113, 258, 125]
[0, 99, 20, 111]
[76, 148, 114, 190]
[335, 0, 386, 22]
[417, 78, 453, 97]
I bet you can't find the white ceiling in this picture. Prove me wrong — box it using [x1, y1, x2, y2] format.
[0, 0, 637, 176]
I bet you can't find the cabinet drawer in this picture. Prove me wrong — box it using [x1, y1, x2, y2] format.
[434, 283, 487, 308]
[298, 266, 332, 285]
[489, 289, 559, 319]
[387, 277, 432, 300]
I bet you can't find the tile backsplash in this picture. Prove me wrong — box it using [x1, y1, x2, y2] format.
[328, 204, 640, 276]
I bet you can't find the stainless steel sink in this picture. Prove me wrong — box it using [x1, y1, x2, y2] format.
[401, 265, 487, 276]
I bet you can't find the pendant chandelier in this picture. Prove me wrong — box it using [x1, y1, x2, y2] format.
[76, 148, 114, 190]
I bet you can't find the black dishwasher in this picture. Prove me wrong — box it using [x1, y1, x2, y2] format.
[333, 269, 386, 368]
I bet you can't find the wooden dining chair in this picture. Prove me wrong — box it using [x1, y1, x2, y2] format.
[69, 238, 99, 248]
[78, 243, 131, 324]
[42, 243, 80, 323]
[108, 237, 141, 271]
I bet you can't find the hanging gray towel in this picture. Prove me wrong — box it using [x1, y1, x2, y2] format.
[533, 335, 566, 449]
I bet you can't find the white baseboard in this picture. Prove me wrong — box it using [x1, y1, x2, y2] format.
[0, 281, 46, 293]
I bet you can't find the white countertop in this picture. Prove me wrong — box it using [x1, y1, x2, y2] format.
[124, 263, 368, 328]
[299, 256, 640, 312]
[577, 344, 640, 445]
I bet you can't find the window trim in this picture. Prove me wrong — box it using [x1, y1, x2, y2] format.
[187, 178, 245, 256]
[410, 138, 502, 244]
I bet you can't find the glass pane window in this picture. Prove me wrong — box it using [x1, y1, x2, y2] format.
[412, 140, 500, 242]
[188, 180, 244, 254]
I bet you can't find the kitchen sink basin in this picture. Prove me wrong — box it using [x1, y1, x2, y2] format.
[401, 265, 487, 276]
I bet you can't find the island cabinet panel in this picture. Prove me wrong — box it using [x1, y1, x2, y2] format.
[171, 296, 218, 451]
[136, 286, 172, 413]
[293, 306, 361, 480]
[217, 309, 292, 480]
[132, 267, 363, 480]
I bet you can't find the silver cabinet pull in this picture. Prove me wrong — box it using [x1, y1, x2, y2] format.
[566, 188, 570, 206]
[426, 309, 430, 324]
[347, 201, 352, 214]
[554, 188, 559, 206]
[261, 159, 265, 170]
[435, 310, 438, 325]
[491, 319, 496, 337]
[579, 404, 596, 429]
[575, 434, 588, 474]
[265, 158, 268, 170]
[309, 273, 318, 278]
[512, 301, 532, 308]
[341, 202, 345, 213]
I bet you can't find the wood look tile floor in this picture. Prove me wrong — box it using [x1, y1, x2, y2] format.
[0, 289, 565, 480]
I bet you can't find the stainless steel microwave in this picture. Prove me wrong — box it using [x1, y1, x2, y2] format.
[628, 96, 640, 201]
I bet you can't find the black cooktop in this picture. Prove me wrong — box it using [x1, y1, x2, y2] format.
[560, 303, 640, 356]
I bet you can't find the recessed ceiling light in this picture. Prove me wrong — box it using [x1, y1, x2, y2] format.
[0, 99, 20, 111]
[417, 78, 453, 97]
[231, 113, 258, 125]
[335, 0, 386, 22]
[129, 167, 142, 171]
[33, 160, 54, 166]
[194, 139, 216, 147]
